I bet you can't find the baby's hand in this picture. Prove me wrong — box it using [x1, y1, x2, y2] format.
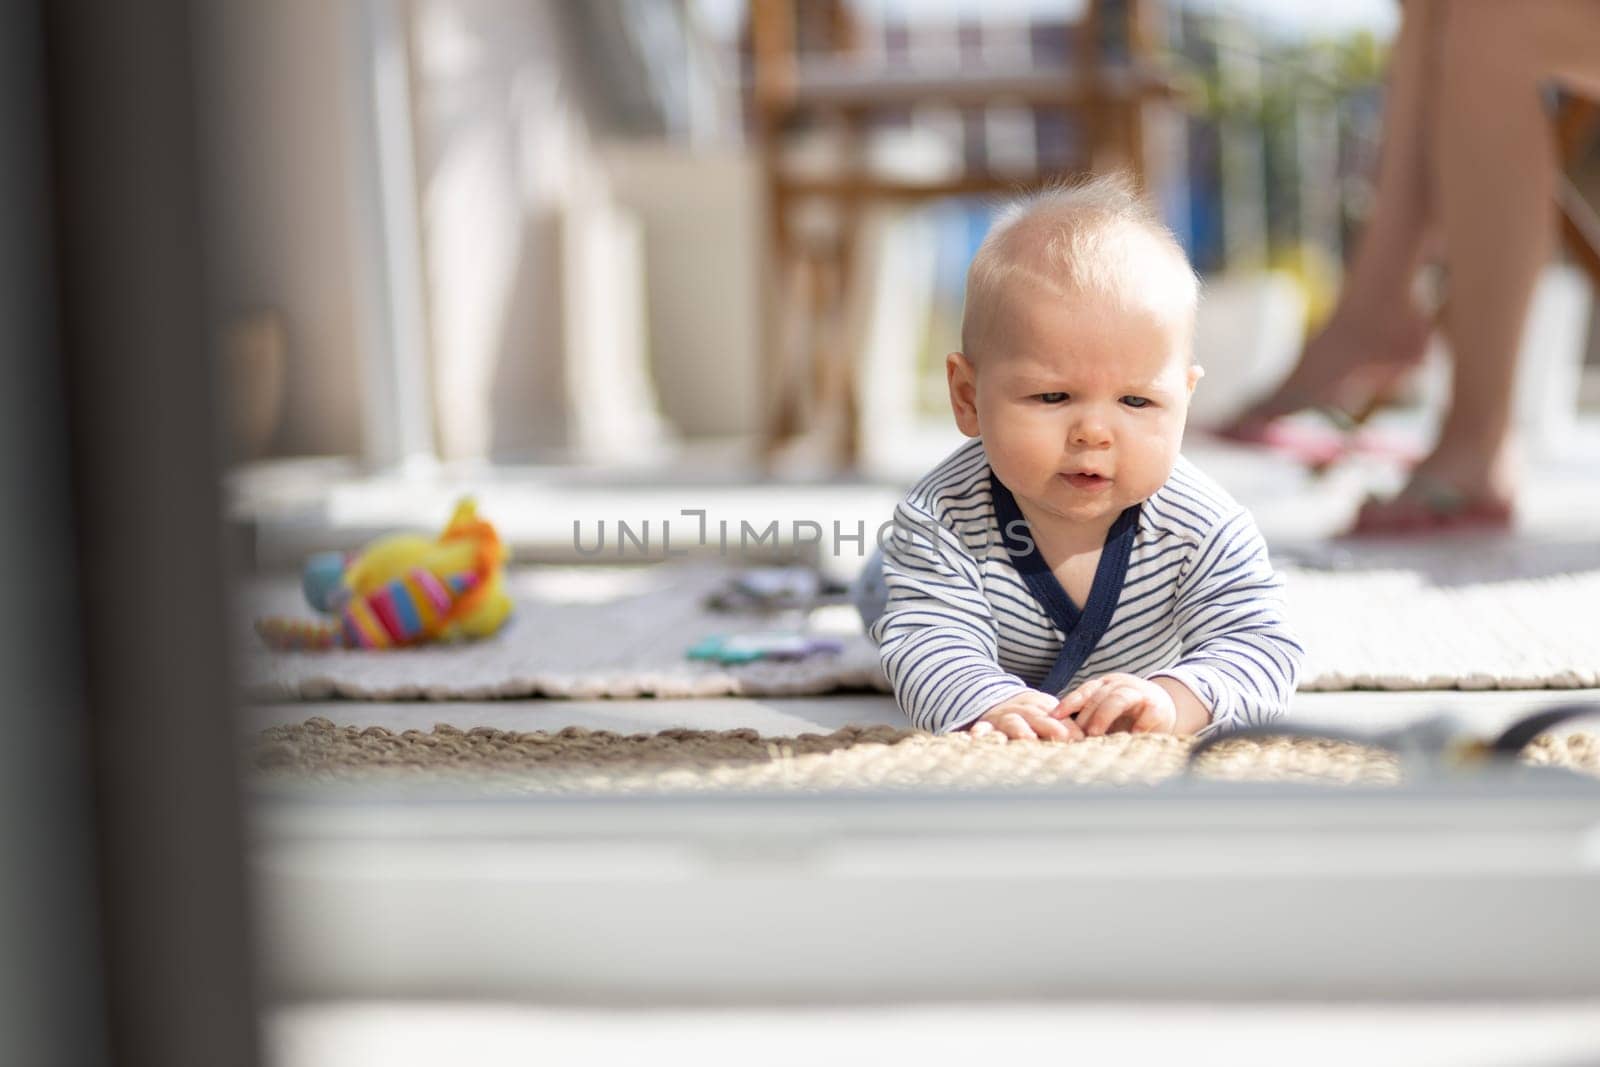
[969, 690, 1085, 742]
[1053, 673, 1178, 736]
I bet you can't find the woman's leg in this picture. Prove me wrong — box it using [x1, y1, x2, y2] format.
[1359, 0, 1600, 526]
[1229, 0, 1440, 427]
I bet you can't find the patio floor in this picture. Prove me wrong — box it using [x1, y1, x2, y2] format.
[238, 417, 1600, 741]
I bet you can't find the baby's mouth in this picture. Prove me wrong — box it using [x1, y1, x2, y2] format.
[1061, 471, 1112, 491]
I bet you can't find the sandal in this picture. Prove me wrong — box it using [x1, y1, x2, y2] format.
[1215, 314, 1436, 472]
[1211, 408, 1350, 470]
[1342, 475, 1514, 538]
[1211, 406, 1423, 473]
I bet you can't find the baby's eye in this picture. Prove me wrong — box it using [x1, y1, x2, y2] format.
[1120, 396, 1153, 409]
[1034, 392, 1069, 404]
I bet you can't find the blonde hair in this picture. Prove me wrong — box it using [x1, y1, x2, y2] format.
[960, 172, 1200, 358]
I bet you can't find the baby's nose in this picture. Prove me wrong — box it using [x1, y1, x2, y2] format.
[1069, 415, 1113, 448]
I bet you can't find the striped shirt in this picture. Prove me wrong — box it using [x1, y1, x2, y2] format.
[868, 437, 1304, 735]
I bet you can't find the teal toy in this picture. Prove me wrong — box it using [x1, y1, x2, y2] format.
[688, 633, 844, 664]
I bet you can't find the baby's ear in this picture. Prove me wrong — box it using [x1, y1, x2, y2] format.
[1186, 363, 1205, 395]
[946, 352, 981, 437]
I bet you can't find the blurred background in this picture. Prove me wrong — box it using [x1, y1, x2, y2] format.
[212, 0, 1600, 565]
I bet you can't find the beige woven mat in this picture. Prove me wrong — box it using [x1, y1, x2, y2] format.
[240, 552, 1600, 702]
[252, 718, 1600, 794]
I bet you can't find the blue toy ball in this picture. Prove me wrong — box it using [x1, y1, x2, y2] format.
[301, 551, 350, 614]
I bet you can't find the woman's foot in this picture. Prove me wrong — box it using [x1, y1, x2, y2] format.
[1218, 307, 1433, 465]
[1343, 459, 1515, 538]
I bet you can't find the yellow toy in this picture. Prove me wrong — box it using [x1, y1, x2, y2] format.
[256, 498, 512, 650]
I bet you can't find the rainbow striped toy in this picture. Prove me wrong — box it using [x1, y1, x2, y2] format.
[256, 498, 512, 651]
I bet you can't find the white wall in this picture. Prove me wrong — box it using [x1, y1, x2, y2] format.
[201, 0, 699, 465]
[601, 142, 763, 440]
[409, 0, 572, 461]
[409, 0, 673, 464]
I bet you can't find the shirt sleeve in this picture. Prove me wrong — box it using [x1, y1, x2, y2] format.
[1148, 509, 1304, 735]
[868, 499, 1032, 734]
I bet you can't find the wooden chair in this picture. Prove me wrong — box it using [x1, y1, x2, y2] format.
[747, 0, 1182, 467]
[1556, 93, 1600, 287]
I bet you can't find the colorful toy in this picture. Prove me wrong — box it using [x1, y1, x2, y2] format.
[256, 498, 512, 651]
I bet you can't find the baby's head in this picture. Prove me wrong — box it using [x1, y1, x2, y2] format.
[948, 174, 1203, 532]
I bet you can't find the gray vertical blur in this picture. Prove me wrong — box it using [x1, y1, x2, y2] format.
[0, 2, 111, 1065]
[26, 0, 262, 1062]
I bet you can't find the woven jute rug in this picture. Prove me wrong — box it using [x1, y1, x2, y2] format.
[252, 718, 1600, 794]
[240, 555, 1600, 702]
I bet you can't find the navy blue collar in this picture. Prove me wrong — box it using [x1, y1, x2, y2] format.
[990, 472, 1140, 694]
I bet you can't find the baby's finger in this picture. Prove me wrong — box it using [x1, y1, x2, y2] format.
[997, 712, 1038, 741]
[1069, 682, 1112, 715]
[1051, 679, 1103, 718]
[1079, 687, 1142, 737]
[1013, 693, 1060, 718]
[1050, 695, 1081, 719]
[1022, 709, 1074, 742]
[969, 720, 995, 738]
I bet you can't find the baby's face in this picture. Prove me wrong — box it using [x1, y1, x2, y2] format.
[950, 285, 1199, 534]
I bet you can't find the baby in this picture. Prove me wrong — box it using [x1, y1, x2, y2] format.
[857, 174, 1304, 741]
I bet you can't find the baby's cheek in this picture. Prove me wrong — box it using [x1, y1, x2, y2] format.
[1152, 421, 1186, 469]
[1130, 438, 1181, 497]
[991, 423, 1055, 473]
